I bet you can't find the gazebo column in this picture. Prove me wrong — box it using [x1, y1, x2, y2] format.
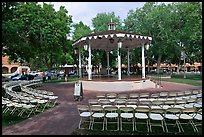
[127, 48, 130, 76]
[88, 44, 92, 80]
[118, 41, 122, 80]
[107, 51, 110, 75]
[142, 43, 145, 78]
[78, 48, 82, 78]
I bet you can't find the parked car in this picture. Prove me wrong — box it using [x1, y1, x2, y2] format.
[2, 76, 11, 82]
[8, 73, 19, 79]
[29, 71, 39, 77]
[12, 74, 34, 81]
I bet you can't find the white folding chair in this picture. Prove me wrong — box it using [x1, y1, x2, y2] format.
[134, 106, 150, 132]
[77, 105, 92, 129]
[104, 106, 119, 131]
[178, 107, 197, 132]
[149, 108, 166, 132]
[119, 106, 135, 131]
[90, 106, 105, 130]
[163, 108, 182, 133]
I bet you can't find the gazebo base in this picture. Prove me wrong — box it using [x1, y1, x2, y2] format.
[80, 76, 158, 92]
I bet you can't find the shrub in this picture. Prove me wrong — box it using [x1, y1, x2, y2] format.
[171, 73, 202, 80]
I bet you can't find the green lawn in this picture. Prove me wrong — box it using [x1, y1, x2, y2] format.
[44, 76, 79, 83]
[152, 78, 202, 86]
[71, 120, 202, 135]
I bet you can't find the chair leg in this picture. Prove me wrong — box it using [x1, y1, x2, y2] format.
[190, 120, 198, 132]
[176, 120, 182, 133]
[147, 119, 150, 132]
[78, 118, 82, 129]
[120, 118, 122, 131]
[161, 120, 165, 132]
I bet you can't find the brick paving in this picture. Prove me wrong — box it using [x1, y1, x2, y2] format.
[2, 81, 202, 135]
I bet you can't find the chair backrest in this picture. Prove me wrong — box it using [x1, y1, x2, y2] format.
[150, 93, 160, 98]
[139, 100, 152, 106]
[117, 94, 128, 99]
[120, 106, 134, 113]
[165, 107, 181, 114]
[99, 99, 111, 105]
[150, 108, 165, 114]
[192, 90, 199, 95]
[140, 92, 150, 98]
[77, 105, 90, 114]
[176, 91, 184, 97]
[88, 99, 99, 106]
[129, 93, 140, 99]
[184, 90, 192, 96]
[164, 100, 176, 105]
[90, 105, 104, 112]
[104, 106, 118, 112]
[107, 93, 117, 99]
[151, 100, 164, 106]
[114, 99, 127, 105]
[96, 93, 106, 99]
[168, 92, 177, 98]
[175, 99, 187, 105]
[186, 98, 197, 103]
[159, 92, 168, 98]
[135, 106, 150, 113]
[126, 99, 138, 105]
[181, 107, 197, 113]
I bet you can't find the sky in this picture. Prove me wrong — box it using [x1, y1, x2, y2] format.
[43, 2, 146, 29]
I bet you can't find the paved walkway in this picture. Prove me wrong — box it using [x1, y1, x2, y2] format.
[2, 81, 202, 135]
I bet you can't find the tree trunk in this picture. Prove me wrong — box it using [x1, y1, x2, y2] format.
[147, 59, 150, 74]
[156, 55, 162, 74]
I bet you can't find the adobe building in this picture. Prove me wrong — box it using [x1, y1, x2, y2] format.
[2, 56, 30, 74]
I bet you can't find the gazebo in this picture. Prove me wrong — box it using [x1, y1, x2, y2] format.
[73, 21, 152, 81]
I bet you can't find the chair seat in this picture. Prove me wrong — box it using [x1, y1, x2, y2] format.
[115, 105, 126, 108]
[106, 113, 118, 118]
[22, 104, 35, 109]
[126, 105, 137, 109]
[150, 106, 162, 109]
[121, 113, 134, 118]
[173, 105, 184, 109]
[194, 103, 202, 108]
[149, 113, 164, 120]
[184, 103, 194, 108]
[164, 114, 179, 120]
[178, 114, 193, 119]
[135, 113, 148, 119]
[92, 113, 105, 118]
[80, 112, 93, 117]
[189, 114, 202, 120]
[161, 105, 171, 109]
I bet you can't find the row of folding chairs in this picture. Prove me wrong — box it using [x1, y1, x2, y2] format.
[96, 90, 202, 100]
[2, 97, 37, 117]
[77, 105, 202, 133]
[88, 98, 202, 110]
[2, 80, 58, 115]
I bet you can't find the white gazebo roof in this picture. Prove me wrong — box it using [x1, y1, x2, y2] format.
[73, 30, 152, 51]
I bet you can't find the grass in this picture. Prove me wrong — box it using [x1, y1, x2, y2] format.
[71, 119, 202, 135]
[44, 76, 79, 83]
[152, 78, 202, 86]
[2, 102, 58, 127]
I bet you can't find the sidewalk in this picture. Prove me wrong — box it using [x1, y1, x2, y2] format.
[2, 82, 202, 135]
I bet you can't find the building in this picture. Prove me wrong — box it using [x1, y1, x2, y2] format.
[2, 56, 30, 74]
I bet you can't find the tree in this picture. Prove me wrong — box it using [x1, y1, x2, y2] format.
[92, 12, 123, 32]
[91, 12, 123, 69]
[2, 2, 73, 71]
[124, 2, 202, 74]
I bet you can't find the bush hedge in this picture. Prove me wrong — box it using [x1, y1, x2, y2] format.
[171, 73, 202, 80]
